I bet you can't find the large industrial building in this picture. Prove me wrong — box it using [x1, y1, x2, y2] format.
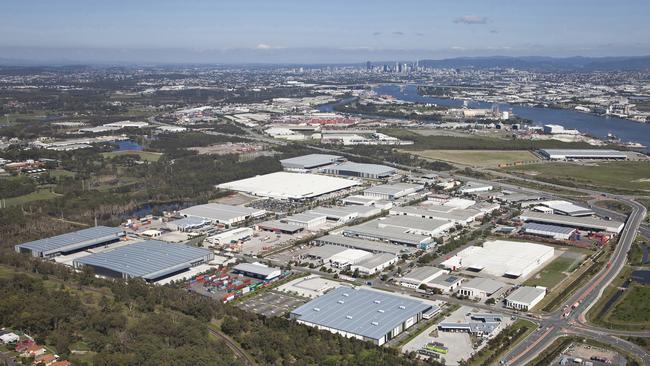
[390, 206, 484, 225]
[521, 223, 577, 240]
[312, 234, 413, 256]
[15, 226, 125, 258]
[457, 278, 506, 300]
[321, 162, 396, 179]
[280, 154, 343, 172]
[180, 203, 266, 227]
[539, 149, 628, 160]
[363, 183, 424, 200]
[519, 210, 624, 234]
[376, 215, 455, 237]
[350, 253, 399, 275]
[399, 266, 448, 289]
[73, 240, 213, 282]
[441, 240, 554, 279]
[233, 262, 282, 281]
[538, 200, 594, 217]
[290, 286, 432, 346]
[217, 172, 360, 200]
[342, 220, 434, 249]
[505, 286, 546, 311]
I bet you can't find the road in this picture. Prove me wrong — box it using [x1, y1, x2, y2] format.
[501, 197, 648, 365]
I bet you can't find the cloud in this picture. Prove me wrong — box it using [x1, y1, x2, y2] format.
[372, 31, 382, 36]
[453, 15, 488, 25]
[255, 43, 273, 50]
[392, 31, 404, 36]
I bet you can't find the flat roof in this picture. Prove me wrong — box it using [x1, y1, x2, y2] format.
[540, 200, 594, 216]
[519, 210, 624, 233]
[391, 206, 482, 223]
[428, 274, 462, 287]
[168, 216, 210, 229]
[364, 183, 422, 196]
[74, 240, 212, 280]
[180, 203, 264, 222]
[257, 220, 304, 233]
[402, 266, 446, 283]
[353, 253, 397, 269]
[16, 226, 124, 256]
[324, 162, 395, 176]
[233, 262, 280, 278]
[461, 277, 505, 294]
[343, 222, 432, 246]
[522, 223, 577, 235]
[507, 286, 546, 304]
[313, 234, 411, 256]
[280, 154, 343, 169]
[286, 212, 327, 223]
[378, 215, 453, 233]
[291, 286, 430, 341]
[308, 245, 347, 259]
[217, 172, 360, 200]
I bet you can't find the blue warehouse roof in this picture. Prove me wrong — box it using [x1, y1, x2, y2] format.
[291, 287, 430, 341]
[15, 226, 124, 256]
[74, 240, 213, 280]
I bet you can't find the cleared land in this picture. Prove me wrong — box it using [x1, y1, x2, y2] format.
[407, 149, 540, 168]
[524, 256, 577, 289]
[608, 284, 650, 327]
[504, 161, 650, 194]
[4, 188, 60, 207]
[101, 150, 162, 162]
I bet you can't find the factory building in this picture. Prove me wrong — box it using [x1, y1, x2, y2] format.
[180, 203, 266, 227]
[519, 210, 624, 234]
[73, 240, 213, 282]
[15, 226, 125, 258]
[457, 278, 506, 300]
[233, 262, 282, 281]
[342, 221, 434, 249]
[438, 314, 504, 338]
[426, 274, 464, 294]
[312, 234, 412, 256]
[441, 240, 554, 279]
[363, 183, 424, 200]
[539, 149, 628, 160]
[280, 154, 344, 172]
[377, 215, 455, 237]
[399, 266, 448, 289]
[538, 200, 594, 217]
[350, 253, 398, 275]
[205, 227, 254, 246]
[505, 286, 546, 311]
[321, 162, 396, 179]
[459, 182, 493, 195]
[217, 172, 360, 200]
[290, 287, 432, 346]
[256, 220, 304, 234]
[166, 217, 210, 232]
[521, 223, 577, 240]
[284, 212, 328, 230]
[390, 206, 484, 225]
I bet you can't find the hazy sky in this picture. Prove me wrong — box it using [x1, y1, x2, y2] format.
[1, 0, 649, 63]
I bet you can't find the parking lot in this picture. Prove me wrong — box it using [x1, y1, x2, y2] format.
[237, 290, 307, 317]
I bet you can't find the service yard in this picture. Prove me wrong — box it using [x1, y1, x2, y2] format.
[237, 290, 307, 317]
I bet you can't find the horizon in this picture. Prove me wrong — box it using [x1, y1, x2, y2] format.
[2, 0, 650, 64]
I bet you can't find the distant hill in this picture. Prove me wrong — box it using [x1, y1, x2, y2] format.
[417, 56, 650, 71]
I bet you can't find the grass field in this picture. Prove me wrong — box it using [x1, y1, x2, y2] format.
[406, 149, 541, 168]
[608, 284, 650, 327]
[504, 161, 650, 194]
[524, 256, 577, 289]
[4, 188, 60, 207]
[101, 150, 162, 162]
[594, 199, 633, 215]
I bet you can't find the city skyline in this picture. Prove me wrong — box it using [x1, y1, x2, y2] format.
[1, 0, 650, 64]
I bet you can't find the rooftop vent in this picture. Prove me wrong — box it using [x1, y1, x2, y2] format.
[337, 300, 345, 304]
[371, 321, 379, 326]
[374, 300, 381, 304]
[346, 315, 353, 319]
[313, 307, 320, 312]
[343, 293, 349, 297]
[377, 309, 385, 313]
[399, 305, 406, 309]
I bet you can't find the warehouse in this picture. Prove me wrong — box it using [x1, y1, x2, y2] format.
[363, 183, 424, 200]
[321, 161, 396, 179]
[180, 203, 266, 227]
[73, 240, 213, 282]
[390, 206, 483, 225]
[426, 274, 464, 294]
[328, 249, 373, 268]
[519, 210, 624, 234]
[166, 216, 210, 232]
[342, 221, 434, 249]
[233, 262, 282, 281]
[308, 205, 381, 223]
[280, 153, 343, 172]
[312, 234, 412, 256]
[206, 227, 254, 246]
[438, 314, 503, 338]
[350, 253, 398, 275]
[457, 278, 506, 300]
[306, 245, 348, 262]
[459, 182, 493, 195]
[15, 226, 125, 258]
[284, 212, 327, 230]
[290, 286, 432, 346]
[505, 286, 546, 311]
[399, 266, 448, 289]
[440, 240, 554, 279]
[539, 200, 594, 217]
[539, 149, 628, 160]
[217, 172, 360, 200]
[342, 195, 380, 206]
[256, 220, 304, 234]
[521, 223, 577, 240]
[377, 215, 455, 237]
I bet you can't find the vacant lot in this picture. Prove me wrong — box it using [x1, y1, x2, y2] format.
[505, 161, 650, 194]
[408, 149, 540, 168]
[524, 256, 577, 289]
[5, 188, 60, 207]
[609, 284, 650, 328]
[101, 150, 162, 162]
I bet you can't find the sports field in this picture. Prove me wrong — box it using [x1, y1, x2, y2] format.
[407, 149, 540, 167]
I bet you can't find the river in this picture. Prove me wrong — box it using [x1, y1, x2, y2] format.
[373, 84, 650, 152]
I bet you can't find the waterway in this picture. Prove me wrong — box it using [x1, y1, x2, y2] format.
[373, 84, 650, 152]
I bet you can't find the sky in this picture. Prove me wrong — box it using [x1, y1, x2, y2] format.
[1, 0, 649, 64]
